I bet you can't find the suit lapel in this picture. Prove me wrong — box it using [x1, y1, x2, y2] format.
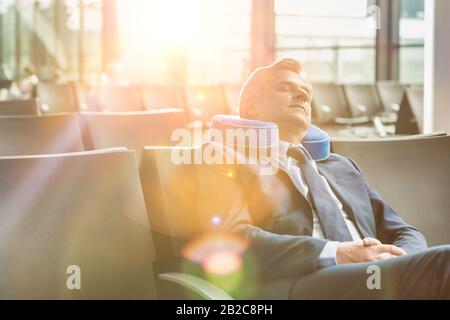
[317, 160, 376, 238]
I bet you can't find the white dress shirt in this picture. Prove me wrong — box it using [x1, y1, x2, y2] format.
[278, 141, 362, 266]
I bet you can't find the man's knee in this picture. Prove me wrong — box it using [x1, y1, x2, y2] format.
[397, 245, 450, 299]
[424, 245, 450, 275]
[426, 245, 450, 259]
[435, 244, 450, 262]
[428, 245, 450, 299]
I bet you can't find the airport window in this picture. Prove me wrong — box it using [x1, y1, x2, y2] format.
[116, 0, 251, 85]
[275, 0, 377, 83]
[0, 0, 103, 83]
[0, 0, 425, 86]
[399, 0, 424, 84]
[0, 0, 16, 78]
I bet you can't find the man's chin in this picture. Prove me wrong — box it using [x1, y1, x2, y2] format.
[280, 119, 310, 140]
[294, 116, 310, 132]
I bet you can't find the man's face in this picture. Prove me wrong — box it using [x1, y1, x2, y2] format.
[251, 69, 313, 140]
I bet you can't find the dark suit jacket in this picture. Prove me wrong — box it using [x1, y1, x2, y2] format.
[207, 152, 428, 299]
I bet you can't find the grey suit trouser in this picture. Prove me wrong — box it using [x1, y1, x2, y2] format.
[290, 245, 450, 300]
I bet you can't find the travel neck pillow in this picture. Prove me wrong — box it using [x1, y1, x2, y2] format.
[210, 115, 330, 161]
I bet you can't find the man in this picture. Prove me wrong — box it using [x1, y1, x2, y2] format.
[227, 58, 449, 299]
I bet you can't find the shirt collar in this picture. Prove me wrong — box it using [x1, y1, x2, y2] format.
[279, 140, 313, 161]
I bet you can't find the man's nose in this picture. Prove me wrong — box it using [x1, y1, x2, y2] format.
[292, 88, 310, 102]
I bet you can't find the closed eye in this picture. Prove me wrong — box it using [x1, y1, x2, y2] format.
[276, 82, 312, 99]
[277, 84, 291, 91]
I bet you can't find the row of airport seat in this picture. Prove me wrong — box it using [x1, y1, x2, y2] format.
[1, 82, 422, 137]
[37, 82, 231, 124]
[0, 133, 448, 299]
[313, 82, 401, 123]
[311, 82, 423, 137]
[0, 110, 187, 161]
[1, 82, 232, 124]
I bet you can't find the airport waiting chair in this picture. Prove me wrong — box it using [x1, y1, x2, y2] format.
[37, 82, 79, 113]
[0, 99, 40, 116]
[311, 83, 372, 137]
[80, 109, 187, 162]
[343, 84, 397, 137]
[376, 82, 406, 113]
[74, 84, 93, 111]
[312, 83, 354, 124]
[0, 114, 84, 156]
[0, 79, 13, 90]
[140, 146, 264, 299]
[396, 86, 424, 135]
[141, 147, 310, 300]
[185, 85, 229, 125]
[344, 84, 384, 117]
[331, 135, 450, 246]
[139, 121, 331, 300]
[0, 148, 227, 299]
[96, 84, 144, 112]
[140, 84, 185, 110]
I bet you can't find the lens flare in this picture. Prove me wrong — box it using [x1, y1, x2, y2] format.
[182, 233, 248, 275]
[196, 92, 205, 101]
[211, 216, 222, 226]
[203, 251, 242, 275]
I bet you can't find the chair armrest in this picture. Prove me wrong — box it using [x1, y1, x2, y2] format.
[390, 103, 400, 112]
[373, 111, 398, 124]
[319, 105, 332, 113]
[334, 116, 370, 125]
[158, 273, 234, 300]
[372, 116, 387, 137]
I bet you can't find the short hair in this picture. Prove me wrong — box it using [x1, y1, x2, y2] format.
[239, 58, 304, 119]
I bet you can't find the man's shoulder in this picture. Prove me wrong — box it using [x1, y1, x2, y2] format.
[318, 153, 363, 175]
[321, 152, 355, 166]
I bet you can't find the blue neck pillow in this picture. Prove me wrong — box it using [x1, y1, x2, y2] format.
[211, 115, 330, 161]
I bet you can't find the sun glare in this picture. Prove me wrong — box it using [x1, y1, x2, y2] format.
[203, 251, 242, 276]
[182, 233, 249, 276]
[118, 0, 227, 51]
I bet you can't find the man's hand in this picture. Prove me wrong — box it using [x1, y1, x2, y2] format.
[336, 238, 407, 264]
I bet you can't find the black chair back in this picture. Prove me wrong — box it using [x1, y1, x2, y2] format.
[140, 84, 185, 110]
[37, 82, 79, 113]
[377, 82, 405, 112]
[96, 85, 143, 112]
[332, 135, 450, 246]
[0, 114, 84, 156]
[0, 149, 157, 299]
[312, 83, 351, 124]
[0, 99, 40, 116]
[80, 109, 186, 162]
[344, 84, 384, 117]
